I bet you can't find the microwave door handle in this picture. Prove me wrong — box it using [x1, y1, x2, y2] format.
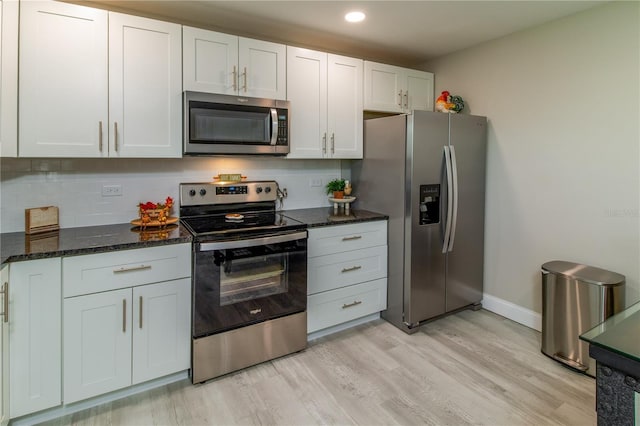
[270, 108, 278, 146]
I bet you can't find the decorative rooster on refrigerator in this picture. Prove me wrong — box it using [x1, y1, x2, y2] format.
[435, 90, 465, 113]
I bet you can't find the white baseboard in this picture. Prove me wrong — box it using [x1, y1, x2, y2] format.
[482, 294, 542, 332]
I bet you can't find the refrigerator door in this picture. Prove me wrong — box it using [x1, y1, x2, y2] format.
[405, 111, 449, 325]
[445, 113, 487, 312]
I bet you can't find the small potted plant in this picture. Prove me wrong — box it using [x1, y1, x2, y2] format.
[326, 178, 346, 199]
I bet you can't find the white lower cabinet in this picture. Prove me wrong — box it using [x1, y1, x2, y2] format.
[9, 258, 62, 419]
[0, 264, 9, 425]
[62, 244, 191, 404]
[63, 279, 190, 404]
[307, 221, 388, 334]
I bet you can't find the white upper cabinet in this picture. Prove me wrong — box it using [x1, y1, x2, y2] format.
[108, 13, 182, 158]
[184, 26, 286, 100]
[18, 2, 182, 158]
[19, 1, 108, 157]
[0, 0, 18, 158]
[327, 54, 363, 159]
[287, 46, 362, 159]
[364, 61, 434, 113]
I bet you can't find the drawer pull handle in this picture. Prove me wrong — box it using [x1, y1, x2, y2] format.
[341, 265, 362, 273]
[342, 235, 362, 241]
[113, 265, 151, 274]
[249, 308, 262, 315]
[342, 300, 362, 309]
[1, 282, 8, 323]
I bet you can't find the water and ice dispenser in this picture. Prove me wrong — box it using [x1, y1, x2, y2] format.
[419, 184, 440, 225]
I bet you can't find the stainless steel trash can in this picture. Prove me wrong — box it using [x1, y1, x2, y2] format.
[541, 261, 625, 377]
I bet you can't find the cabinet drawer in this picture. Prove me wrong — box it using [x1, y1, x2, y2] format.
[307, 278, 387, 333]
[308, 220, 387, 258]
[63, 243, 191, 297]
[308, 245, 387, 294]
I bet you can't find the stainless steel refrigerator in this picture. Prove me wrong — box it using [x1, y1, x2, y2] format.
[352, 110, 487, 333]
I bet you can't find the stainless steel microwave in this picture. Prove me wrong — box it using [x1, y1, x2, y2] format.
[183, 91, 290, 156]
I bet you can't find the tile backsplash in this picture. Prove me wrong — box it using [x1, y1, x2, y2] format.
[0, 157, 347, 233]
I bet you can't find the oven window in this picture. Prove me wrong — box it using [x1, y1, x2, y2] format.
[219, 248, 288, 306]
[191, 108, 270, 144]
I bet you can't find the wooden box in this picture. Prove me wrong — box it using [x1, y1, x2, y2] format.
[25, 206, 60, 234]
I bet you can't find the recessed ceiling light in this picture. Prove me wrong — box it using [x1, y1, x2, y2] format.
[345, 11, 365, 23]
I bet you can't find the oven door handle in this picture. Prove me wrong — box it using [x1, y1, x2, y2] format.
[199, 231, 307, 251]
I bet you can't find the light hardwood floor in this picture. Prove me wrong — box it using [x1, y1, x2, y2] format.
[43, 309, 596, 425]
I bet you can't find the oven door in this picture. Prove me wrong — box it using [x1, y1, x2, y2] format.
[192, 230, 307, 338]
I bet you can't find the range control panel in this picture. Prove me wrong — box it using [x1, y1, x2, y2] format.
[180, 181, 277, 206]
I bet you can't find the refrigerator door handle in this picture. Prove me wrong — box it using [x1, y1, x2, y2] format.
[448, 145, 459, 252]
[442, 145, 453, 254]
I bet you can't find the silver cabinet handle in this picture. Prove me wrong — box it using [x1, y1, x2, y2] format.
[249, 308, 262, 315]
[122, 299, 127, 333]
[322, 133, 327, 154]
[342, 301, 362, 309]
[398, 90, 403, 106]
[113, 265, 151, 274]
[98, 121, 103, 152]
[242, 67, 247, 92]
[342, 235, 362, 241]
[1, 282, 8, 323]
[114, 122, 118, 152]
[139, 296, 143, 329]
[331, 133, 335, 154]
[232, 65, 237, 92]
[341, 265, 362, 273]
[403, 91, 408, 109]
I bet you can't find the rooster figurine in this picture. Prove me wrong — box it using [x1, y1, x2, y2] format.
[435, 91, 464, 113]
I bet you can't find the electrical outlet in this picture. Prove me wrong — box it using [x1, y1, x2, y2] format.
[309, 178, 322, 187]
[102, 184, 122, 197]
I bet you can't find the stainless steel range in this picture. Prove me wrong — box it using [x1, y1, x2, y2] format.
[180, 181, 308, 383]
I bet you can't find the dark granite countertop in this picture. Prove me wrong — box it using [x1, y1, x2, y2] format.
[0, 207, 387, 264]
[1, 223, 192, 264]
[282, 207, 388, 228]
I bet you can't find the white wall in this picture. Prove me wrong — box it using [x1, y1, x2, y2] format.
[0, 157, 343, 232]
[424, 1, 640, 321]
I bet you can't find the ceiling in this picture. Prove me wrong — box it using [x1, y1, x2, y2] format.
[78, 0, 607, 67]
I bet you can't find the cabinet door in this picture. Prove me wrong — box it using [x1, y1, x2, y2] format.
[63, 288, 132, 404]
[328, 54, 363, 159]
[109, 13, 182, 158]
[405, 69, 434, 112]
[239, 37, 286, 100]
[363, 61, 403, 113]
[19, 1, 108, 157]
[183, 26, 238, 95]
[0, 265, 8, 426]
[9, 258, 61, 418]
[0, 0, 18, 158]
[132, 279, 190, 384]
[286, 47, 326, 159]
